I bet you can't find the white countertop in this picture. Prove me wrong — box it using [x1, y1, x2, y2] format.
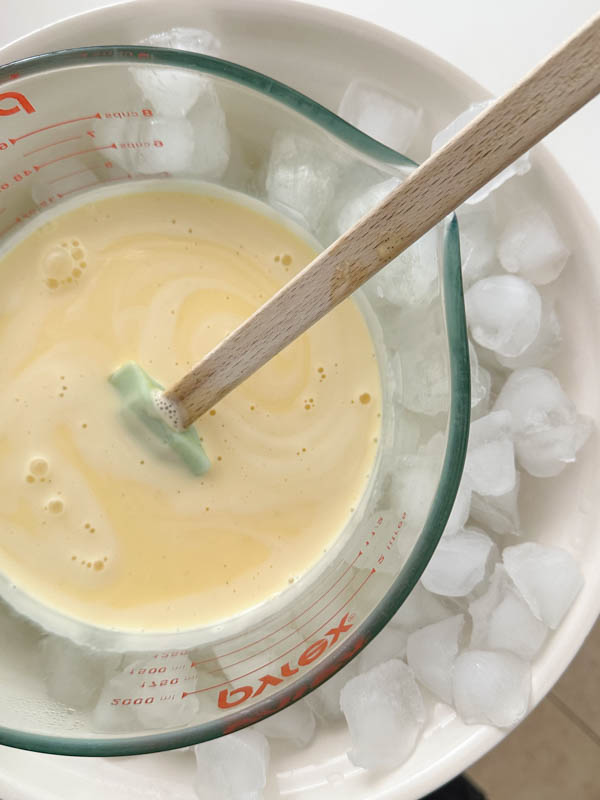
[1, 0, 599, 217]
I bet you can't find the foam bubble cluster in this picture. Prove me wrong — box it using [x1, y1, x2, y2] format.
[42, 240, 87, 290]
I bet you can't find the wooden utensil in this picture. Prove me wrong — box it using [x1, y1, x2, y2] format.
[164, 13, 600, 428]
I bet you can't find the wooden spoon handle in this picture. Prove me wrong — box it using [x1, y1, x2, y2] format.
[166, 13, 600, 427]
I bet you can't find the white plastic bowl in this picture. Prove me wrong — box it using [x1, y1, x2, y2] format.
[0, 2, 598, 798]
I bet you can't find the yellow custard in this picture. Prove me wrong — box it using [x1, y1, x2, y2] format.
[0, 186, 381, 632]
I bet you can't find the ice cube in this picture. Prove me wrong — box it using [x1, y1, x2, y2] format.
[432, 101, 530, 203]
[468, 565, 506, 647]
[336, 177, 401, 236]
[445, 478, 473, 536]
[493, 367, 592, 477]
[365, 228, 439, 309]
[464, 410, 516, 496]
[194, 729, 269, 800]
[92, 654, 200, 732]
[456, 203, 497, 289]
[141, 27, 221, 53]
[186, 87, 231, 179]
[406, 615, 464, 703]
[495, 299, 561, 370]
[340, 659, 426, 769]
[265, 132, 341, 233]
[357, 625, 408, 672]
[390, 313, 448, 415]
[452, 650, 531, 727]
[134, 117, 196, 174]
[469, 565, 548, 660]
[498, 206, 570, 285]
[102, 91, 230, 179]
[469, 341, 491, 417]
[503, 542, 583, 628]
[488, 588, 548, 660]
[389, 582, 451, 631]
[305, 660, 359, 721]
[465, 275, 542, 357]
[39, 635, 121, 710]
[254, 699, 315, 748]
[470, 473, 521, 536]
[390, 453, 440, 539]
[421, 528, 495, 597]
[132, 28, 221, 117]
[338, 80, 423, 154]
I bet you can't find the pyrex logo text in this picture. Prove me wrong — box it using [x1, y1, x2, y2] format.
[0, 92, 35, 117]
[217, 613, 353, 709]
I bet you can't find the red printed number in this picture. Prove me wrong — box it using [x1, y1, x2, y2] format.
[111, 697, 155, 706]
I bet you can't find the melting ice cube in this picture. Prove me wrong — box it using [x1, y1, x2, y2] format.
[470, 473, 521, 536]
[194, 729, 270, 800]
[132, 28, 222, 117]
[503, 542, 583, 629]
[406, 615, 464, 704]
[39, 635, 121, 710]
[254, 699, 316, 748]
[338, 80, 423, 154]
[495, 298, 561, 370]
[340, 659, 426, 769]
[464, 410, 516, 497]
[494, 367, 592, 477]
[469, 565, 548, 660]
[465, 275, 542, 358]
[498, 206, 569, 285]
[265, 132, 341, 233]
[421, 527, 496, 597]
[453, 649, 531, 727]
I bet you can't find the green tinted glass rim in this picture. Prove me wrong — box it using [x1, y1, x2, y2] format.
[0, 47, 470, 756]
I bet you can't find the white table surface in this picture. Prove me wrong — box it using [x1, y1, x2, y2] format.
[1, 0, 599, 218]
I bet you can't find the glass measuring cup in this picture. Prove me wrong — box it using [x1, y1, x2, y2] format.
[0, 47, 470, 756]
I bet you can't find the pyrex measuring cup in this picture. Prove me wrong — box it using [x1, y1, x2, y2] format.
[0, 47, 470, 756]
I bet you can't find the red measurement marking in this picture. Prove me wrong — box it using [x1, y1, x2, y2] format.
[182, 569, 374, 698]
[34, 143, 116, 171]
[206, 569, 361, 675]
[56, 180, 99, 198]
[47, 166, 91, 185]
[23, 134, 82, 158]
[56, 173, 133, 199]
[9, 113, 102, 144]
[191, 551, 363, 667]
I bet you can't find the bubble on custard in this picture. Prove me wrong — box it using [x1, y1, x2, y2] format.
[151, 390, 185, 431]
[29, 457, 48, 477]
[46, 497, 64, 515]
